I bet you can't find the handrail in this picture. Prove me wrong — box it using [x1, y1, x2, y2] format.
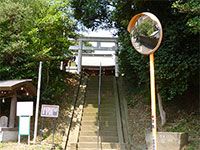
[97, 63, 102, 150]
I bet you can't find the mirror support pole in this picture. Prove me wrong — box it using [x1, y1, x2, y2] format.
[150, 53, 157, 150]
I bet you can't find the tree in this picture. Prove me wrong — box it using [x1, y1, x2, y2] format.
[132, 20, 156, 37]
[70, 0, 113, 30]
[71, 0, 200, 125]
[0, 0, 77, 102]
[71, 0, 199, 100]
[0, 0, 34, 79]
[172, 0, 200, 33]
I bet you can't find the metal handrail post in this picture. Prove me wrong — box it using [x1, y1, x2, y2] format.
[97, 63, 102, 150]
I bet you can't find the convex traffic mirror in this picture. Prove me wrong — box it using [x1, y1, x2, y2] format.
[127, 12, 163, 55]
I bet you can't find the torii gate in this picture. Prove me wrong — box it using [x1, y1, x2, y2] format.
[69, 37, 119, 77]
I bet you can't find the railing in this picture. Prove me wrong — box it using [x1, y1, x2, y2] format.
[97, 63, 102, 150]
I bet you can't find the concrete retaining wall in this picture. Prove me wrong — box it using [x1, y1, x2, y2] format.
[145, 132, 188, 150]
[0, 127, 18, 142]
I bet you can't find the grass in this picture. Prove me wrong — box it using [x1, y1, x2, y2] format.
[0, 142, 60, 150]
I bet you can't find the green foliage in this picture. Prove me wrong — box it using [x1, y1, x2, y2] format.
[0, 0, 33, 79]
[41, 69, 66, 104]
[42, 134, 48, 140]
[28, 0, 77, 61]
[127, 99, 137, 107]
[71, 0, 199, 103]
[155, 16, 199, 100]
[133, 20, 156, 37]
[70, 0, 113, 30]
[172, 0, 200, 33]
[0, 143, 4, 148]
[0, 0, 77, 102]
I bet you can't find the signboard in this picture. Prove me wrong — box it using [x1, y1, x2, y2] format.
[19, 116, 30, 135]
[41, 105, 59, 118]
[17, 102, 33, 116]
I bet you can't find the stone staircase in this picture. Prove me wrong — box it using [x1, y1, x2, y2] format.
[77, 76, 123, 150]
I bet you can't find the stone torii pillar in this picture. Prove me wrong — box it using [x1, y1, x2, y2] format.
[9, 96, 17, 128]
[77, 40, 83, 74]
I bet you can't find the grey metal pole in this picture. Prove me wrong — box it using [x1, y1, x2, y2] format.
[97, 62, 102, 150]
[78, 40, 83, 74]
[33, 61, 42, 143]
[52, 118, 56, 147]
[115, 42, 119, 77]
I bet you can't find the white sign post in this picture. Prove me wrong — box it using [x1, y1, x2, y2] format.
[34, 61, 42, 143]
[17, 102, 33, 145]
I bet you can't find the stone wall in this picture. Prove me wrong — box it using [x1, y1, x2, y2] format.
[145, 132, 188, 150]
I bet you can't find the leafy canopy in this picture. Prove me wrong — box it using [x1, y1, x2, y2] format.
[172, 0, 200, 33]
[71, 0, 199, 101]
[0, 0, 77, 102]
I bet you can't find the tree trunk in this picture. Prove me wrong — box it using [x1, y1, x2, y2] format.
[157, 85, 166, 126]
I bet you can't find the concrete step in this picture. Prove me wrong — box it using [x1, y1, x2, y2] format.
[87, 88, 113, 91]
[86, 95, 114, 98]
[87, 80, 113, 84]
[88, 76, 113, 80]
[81, 119, 117, 125]
[87, 82, 113, 86]
[85, 96, 115, 101]
[84, 104, 114, 108]
[87, 83, 113, 90]
[85, 99, 115, 103]
[83, 112, 115, 116]
[80, 128, 117, 133]
[75, 77, 123, 150]
[84, 105, 115, 110]
[86, 88, 113, 91]
[86, 92, 114, 97]
[79, 136, 119, 143]
[82, 115, 116, 121]
[84, 106, 115, 110]
[88, 81, 113, 84]
[81, 125, 117, 131]
[83, 108, 115, 113]
[81, 118, 117, 124]
[78, 142, 120, 149]
[81, 119, 117, 123]
[79, 131, 117, 137]
[81, 120, 116, 127]
[86, 92, 113, 97]
[84, 102, 115, 106]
